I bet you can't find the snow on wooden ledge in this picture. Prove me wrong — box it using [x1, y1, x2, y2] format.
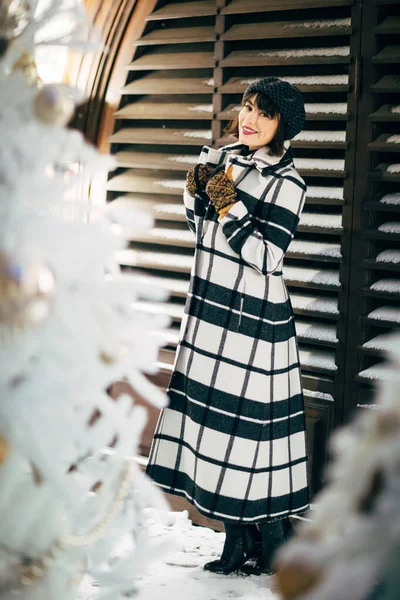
[304, 389, 334, 402]
[387, 164, 400, 174]
[376, 249, 400, 263]
[358, 365, 399, 381]
[288, 240, 341, 258]
[367, 306, 400, 323]
[258, 46, 350, 58]
[290, 294, 339, 315]
[299, 349, 337, 371]
[305, 103, 347, 115]
[294, 130, 346, 142]
[363, 333, 400, 351]
[378, 222, 400, 234]
[380, 193, 400, 205]
[370, 279, 400, 294]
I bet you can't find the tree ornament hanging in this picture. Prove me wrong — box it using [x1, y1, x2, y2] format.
[0, 250, 55, 330]
[0, 0, 32, 41]
[33, 84, 75, 126]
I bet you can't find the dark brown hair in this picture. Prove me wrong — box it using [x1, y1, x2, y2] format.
[225, 92, 286, 157]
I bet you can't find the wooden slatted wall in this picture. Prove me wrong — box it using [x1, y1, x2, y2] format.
[105, 0, 399, 498]
[344, 0, 400, 415]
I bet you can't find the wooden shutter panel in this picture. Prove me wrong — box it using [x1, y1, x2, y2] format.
[106, 0, 377, 497]
[344, 0, 400, 413]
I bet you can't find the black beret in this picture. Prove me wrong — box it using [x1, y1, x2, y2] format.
[243, 77, 305, 140]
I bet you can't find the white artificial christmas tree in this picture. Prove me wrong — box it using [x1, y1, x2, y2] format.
[0, 2, 169, 598]
[276, 335, 400, 600]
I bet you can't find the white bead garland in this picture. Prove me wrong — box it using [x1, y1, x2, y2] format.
[19, 459, 133, 587]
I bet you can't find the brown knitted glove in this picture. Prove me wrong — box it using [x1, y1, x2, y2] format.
[186, 164, 215, 197]
[205, 165, 237, 211]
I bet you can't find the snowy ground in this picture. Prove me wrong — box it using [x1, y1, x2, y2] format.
[134, 510, 279, 600]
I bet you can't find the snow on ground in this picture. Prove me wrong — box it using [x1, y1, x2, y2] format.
[80, 511, 279, 600]
[134, 511, 279, 600]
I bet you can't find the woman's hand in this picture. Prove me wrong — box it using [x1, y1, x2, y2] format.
[186, 164, 216, 197]
[205, 166, 237, 214]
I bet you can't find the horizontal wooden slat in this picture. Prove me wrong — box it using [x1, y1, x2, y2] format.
[220, 47, 350, 67]
[369, 105, 400, 122]
[364, 199, 400, 213]
[107, 171, 185, 195]
[368, 134, 400, 152]
[364, 228, 400, 242]
[362, 259, 400, 272]
[368, 164, 400, 183]
[115, 100, 214, 120]
[128, 51, 215, 71]
[372, 46, 400, 64]
[216, 135, 347, 150]
[110, 127, 212, 146]
[147, 1, 217, 20]
[122, 75, 215, 95]
[135, 26, 216, 45]
[219, 75, 349, 94]
[371, 76, 400, 93]
[374, 16, 400, 35]
[299, 348, 338, 375]
[218, 103, 349, 121]
[114, 151, 198, 171]
[361, 284, 400, 300]
[222, 19, 352, 41]
[222, 0, 353, 14]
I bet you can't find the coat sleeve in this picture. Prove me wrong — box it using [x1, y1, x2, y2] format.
[183, 146, 229, 235]
[219, 176, 307, 275]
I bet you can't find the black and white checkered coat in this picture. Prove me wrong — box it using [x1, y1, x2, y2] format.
[147, 141, 310, 523]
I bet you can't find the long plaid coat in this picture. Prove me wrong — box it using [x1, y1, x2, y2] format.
[146, 141, 309, 523]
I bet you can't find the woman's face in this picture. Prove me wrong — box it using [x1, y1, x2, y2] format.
[238, 94, 280, 151]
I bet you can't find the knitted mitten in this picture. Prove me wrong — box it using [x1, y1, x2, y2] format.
[186, 164, 215, 197]
[205, 165, 237, 211]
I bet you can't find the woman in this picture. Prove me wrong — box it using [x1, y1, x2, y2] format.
[146, 77, 309, 576]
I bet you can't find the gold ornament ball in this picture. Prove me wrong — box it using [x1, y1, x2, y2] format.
[0, 0, 32, 41]
[0, 434, 10, 464]
[0, 250, 55, 329]
[33, 85, 75, 127]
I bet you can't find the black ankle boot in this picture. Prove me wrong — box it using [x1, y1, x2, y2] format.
[204, 523, 262, 574]
[240, 518, 292, 576]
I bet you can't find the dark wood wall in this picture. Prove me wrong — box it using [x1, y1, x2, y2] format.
[75, 0, 400, 524]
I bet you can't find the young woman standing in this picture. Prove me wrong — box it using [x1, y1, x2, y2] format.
[146, 77, 309, 576]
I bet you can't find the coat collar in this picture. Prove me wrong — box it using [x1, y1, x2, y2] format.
[221, 140, 293, 175]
